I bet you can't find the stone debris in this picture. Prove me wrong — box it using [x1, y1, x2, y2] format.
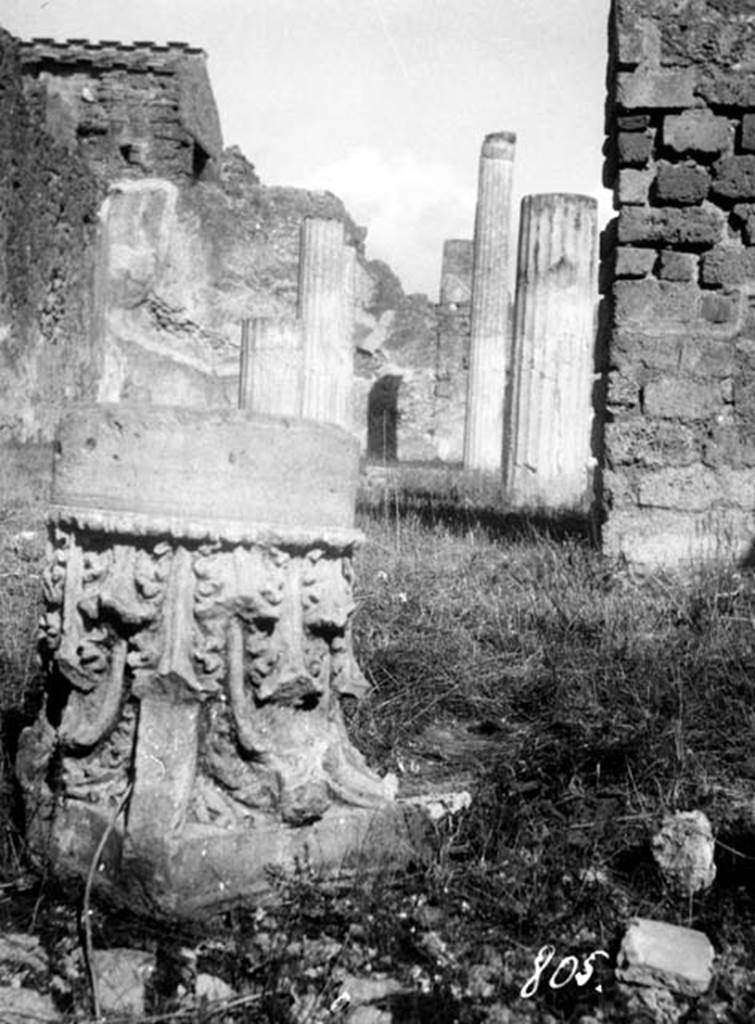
[0, 986, 59, 1023]
[0, 932, 49, 980]
[652, 810, 716, 894]
[337, 971, 405, 1006]
[616, 918, 714, 997]
[91, 947, 155, 1016]
[195, 972, 237, 1003]
[401, 788, 472, 822]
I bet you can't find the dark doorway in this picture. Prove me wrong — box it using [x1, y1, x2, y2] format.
[367, 375, 401, 462]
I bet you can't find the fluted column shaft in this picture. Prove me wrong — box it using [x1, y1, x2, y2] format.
[463, 132, 516, 472]
[505, 193, 598, 508]
[298, 218, 351, 429]
[238, 316, 302, 417]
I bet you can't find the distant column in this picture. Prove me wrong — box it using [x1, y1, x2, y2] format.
[505, 193, 598, 508]
[298, 217, 350, 428]
[463, 132, 516, 473]
[440, 239, 474, 306]
[238, 316, 302, 417]
[340, 243, 357, 431]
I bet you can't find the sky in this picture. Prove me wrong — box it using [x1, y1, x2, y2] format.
[3, 0, 613, 296]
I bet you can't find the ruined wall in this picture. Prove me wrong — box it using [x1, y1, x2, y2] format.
[0, 28, 469, 466]
[0, 29, 101, 444]
[19, 38, 222, 181]
[604, 0, 755, 566]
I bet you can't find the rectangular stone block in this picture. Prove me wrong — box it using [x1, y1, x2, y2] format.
[617, 68, 695, 110]
[618, 168, 653, 205]
[663, 110, 732, 156]
[615, 246, 656, 278]
[696, 70, 755, 108]
[700, 292, 739, 324]
[657, 250, 697, 282]
[720, 467, 755, 510]
[712, 155, 755, 201]
[603, 504, 755, 567]
[614, 279, 700, 326]
[618, 206, 724, 247]
[637, 464, 719, 511]
[643, 378, 721, 419]
[700, 246, 755, 286]
[612, 332, 683, 374]
[618, 131, 653, 166]
[742, 114, 755, 154]
[618, 919, 715, 997]
[604, 415, 701, 468]
[655, 163, 710, 205]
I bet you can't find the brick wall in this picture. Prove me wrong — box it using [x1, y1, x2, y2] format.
[603, 0, 755, 566]
[19, 38, 222, 182]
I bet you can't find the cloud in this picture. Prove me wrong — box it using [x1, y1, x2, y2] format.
[292, 147, 477, 297]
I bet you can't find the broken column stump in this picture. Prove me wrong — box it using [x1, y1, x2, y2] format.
[17, 404, 418, 917]
[505, 193, 598, 508]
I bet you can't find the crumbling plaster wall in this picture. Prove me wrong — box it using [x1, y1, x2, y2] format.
[604, 0, 755, 566]
[1, 26, 468, 464]
[0, 28, 101, 444]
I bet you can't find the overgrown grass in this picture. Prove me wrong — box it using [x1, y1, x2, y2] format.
[1, 470, 755, 1020]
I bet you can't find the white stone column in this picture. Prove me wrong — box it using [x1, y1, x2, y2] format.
[463, 132, 516, 472]
[505, 193, 598, 508]
[298, 217, 350, 428]
[238, 316, 303, 417]
[340, 243, 357, 432]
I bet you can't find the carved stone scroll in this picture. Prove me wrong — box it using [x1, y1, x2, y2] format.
[17, 405, 415, 917]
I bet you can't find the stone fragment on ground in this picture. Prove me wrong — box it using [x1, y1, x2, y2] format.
[0, 986, 59, 1023]
[337, 971, 405, 1005]
[616, 917, 714, 996]
[652, 810, 716, 894]
[401, 788, 472, 822]
[0, 932, 49, 981]
[195, 971, 236, 1002]
[91, 947, 155, 1016]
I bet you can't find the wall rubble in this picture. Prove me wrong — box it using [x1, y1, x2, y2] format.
[604, 0, 755, 566]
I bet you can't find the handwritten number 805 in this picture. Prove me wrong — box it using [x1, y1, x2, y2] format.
[520, 946, 610, 999]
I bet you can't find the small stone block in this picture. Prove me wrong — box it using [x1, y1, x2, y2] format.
[618, 68, 695, 110]
[618, 168, 653, 205]
[657, 251, 697, 282]
[742, 114, 755, 153]
[700, 246, 755, 287]
[618, 114, 651, 131]
[616, 246, 657, 278]
[618, 131, 653, 166]
[617, 918, 714, 996]
[713, 155, 755, 200]
[701, 293, 738, 323]
[655, 163, 710, 205]
[664, 110, 732, 156]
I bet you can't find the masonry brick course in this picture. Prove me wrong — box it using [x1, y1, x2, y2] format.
[617, 131, 653, 167]
[617, 206, 724, 247]
[662, 110, 732, 157]
[655, 163, 710, 206]
[605, 0, 755, 565]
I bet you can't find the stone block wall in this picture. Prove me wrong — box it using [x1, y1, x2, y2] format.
[19, 38, 223, 182]
[603, 0, 755, 566]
